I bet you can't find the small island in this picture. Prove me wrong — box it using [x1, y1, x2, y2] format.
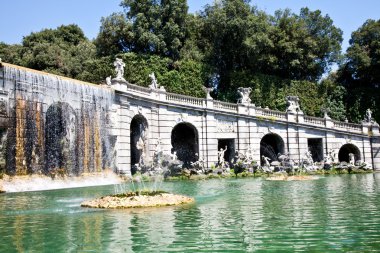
[81, 190, 194, 209]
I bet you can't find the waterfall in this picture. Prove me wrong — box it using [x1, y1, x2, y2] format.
[1, 64, 115, 176]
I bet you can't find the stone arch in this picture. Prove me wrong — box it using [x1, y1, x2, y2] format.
[260, 133, 285, 164]
[45, 102, 77, 174]
[338, 143, 361, 163]
[130, 114, 149, 175]
[171, 122, 199, 166]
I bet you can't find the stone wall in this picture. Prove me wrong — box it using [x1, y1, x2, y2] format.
[1, 62, 379, 176]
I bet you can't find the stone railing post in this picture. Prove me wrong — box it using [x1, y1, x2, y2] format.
[206, 98, 214, 109]
[158, 86, 166, 101]
[324, 113, 333, 128]
[237, 104, 249, 115]
[296, 111, 304, 123]
[371, 122, 380, 136]
[362, 122, 370, 135]
[287, 112, 297, 122]
[325, 117, 334, 128]
[248, 105, 256, 116]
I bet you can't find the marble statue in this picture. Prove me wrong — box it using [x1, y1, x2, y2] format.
[218, 146, 228, 165]
[325, 149, 336, 164]
[262, 155, 271, 167]
[349, 153, 355, 165]
[106, 76, 112, 86]
[245, 145, 255, 163]
[237, 87, 252, 104]
[113, 58, 126, 81]
[303, 150, 314, 165]
[204, 87, 214, 100]
[286, 96, 302, 113]
[170, 151, 177, 161]
[149, 72, 159, 89]
[365, 108, 373, 123]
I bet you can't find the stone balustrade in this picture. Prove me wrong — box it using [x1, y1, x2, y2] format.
[256, 107, 287, 119]
[304, 115, 325, 126]
[126, 82, 151, 95]
[166, 92, 204, 107]
[214, 101, 238, 112]
[111, 81, 378, 136]
[333, 120, 362, 132]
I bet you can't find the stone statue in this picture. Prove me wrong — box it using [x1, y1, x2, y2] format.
[106, 76, 112, 86]
[204, 87, 214, 100]
[170, 151, 177, 161]
[322, 108, 331, 119]
[303, 150, 314, 165]
[349, 153, 355, 165]
[154, 138, 163, 156]
[286, 96, 302, 113]
[218, 146, 228, 165]
[245, 145, 255, 163]
[326, 149, 336, 163]
[136, 136, 145, 164]
[237, 87, 252, 104]
[278, 152, 290, 166]
[149, 72, 159, 89]
[113, 58, 126, 81]
[262, 155, 271, 167]
[365, 108, 373, 123]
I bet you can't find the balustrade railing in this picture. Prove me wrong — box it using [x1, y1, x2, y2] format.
[304, 116, 325, 126]
[333, 120, 362, 132]
[166, 92, 204, 107]
[214, 101, 238, 112]
[127, 83, 151, 94]
[123, 82, 364, 134]
[256, 107, 287, 119]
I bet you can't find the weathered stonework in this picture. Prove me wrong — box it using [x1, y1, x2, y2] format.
[1, 62, 379, 176]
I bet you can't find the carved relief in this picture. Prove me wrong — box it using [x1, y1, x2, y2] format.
[217, 119, 235, 133]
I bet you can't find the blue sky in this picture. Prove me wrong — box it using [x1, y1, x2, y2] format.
[1, 0, 379, 53]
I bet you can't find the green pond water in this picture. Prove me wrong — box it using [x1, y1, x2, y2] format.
[1, 174, 380, 252]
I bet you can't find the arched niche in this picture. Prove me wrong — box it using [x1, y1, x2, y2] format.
[338, 143, 361, 163]
[171, 122, 199, 166]
[130, 114, 148, 175]
[260, 133, 285, 165]
[45, 102, 77, 174]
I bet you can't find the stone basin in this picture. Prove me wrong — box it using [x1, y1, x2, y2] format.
[81, 191, 195, 209]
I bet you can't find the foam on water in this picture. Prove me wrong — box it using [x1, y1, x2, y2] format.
[1, 172, 122, 192]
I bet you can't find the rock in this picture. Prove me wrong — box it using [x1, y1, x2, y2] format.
[0, 183, 4, 193]
[81, 192, 194, 209]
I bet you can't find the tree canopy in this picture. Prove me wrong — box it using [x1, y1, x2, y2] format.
[0, 1, 378, 122]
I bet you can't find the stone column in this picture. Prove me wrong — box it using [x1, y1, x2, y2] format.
[113, 96, 131, 175]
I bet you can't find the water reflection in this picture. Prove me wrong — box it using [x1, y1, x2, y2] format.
[1, 174, 380, 252]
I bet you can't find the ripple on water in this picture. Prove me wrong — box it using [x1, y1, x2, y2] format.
[1, 174, 380, 252]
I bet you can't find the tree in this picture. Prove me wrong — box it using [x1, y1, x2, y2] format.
[95, 13, 133, 56]
[200, 0, 257, 95]
[267, 8, 342, 80]
[338, 19, 380, 122]
[96, 0, 188, 60]
[4, 25, 97, 80]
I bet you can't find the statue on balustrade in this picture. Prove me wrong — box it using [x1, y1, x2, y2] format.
[149, 72, 159, 89]
[286, 96, 302, 114]
[113, 58, 126, 81]
[365, 108, 373, 123]
[237, 87, 252, 104]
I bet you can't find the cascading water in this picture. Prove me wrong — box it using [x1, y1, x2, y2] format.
[1, 63, 115, 177]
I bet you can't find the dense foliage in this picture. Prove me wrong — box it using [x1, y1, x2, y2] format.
[0, 0, 379, 122]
